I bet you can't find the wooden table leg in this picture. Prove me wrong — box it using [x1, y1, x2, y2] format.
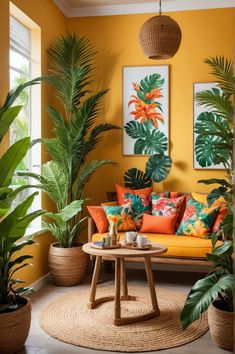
[120, 258, 128, 298]
[87, 256, 102, 309]
[114, 258, 121, 324]
[144, 256, 160, 315]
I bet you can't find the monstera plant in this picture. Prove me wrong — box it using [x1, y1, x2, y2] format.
[180, 56, 234, 351]
[20, 32, 119, 286]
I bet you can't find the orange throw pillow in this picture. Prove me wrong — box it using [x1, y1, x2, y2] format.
[140, 214, 176, 234]
[87, 206, 109, 233]
[115, 184, 152, 205]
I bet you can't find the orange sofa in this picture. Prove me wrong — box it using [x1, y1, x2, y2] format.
[88, 218, 222, 267]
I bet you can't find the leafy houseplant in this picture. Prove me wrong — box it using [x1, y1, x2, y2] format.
[0, 79, 44, 353]
[20, 33, 119, 286]
[180, 56, 234, 350]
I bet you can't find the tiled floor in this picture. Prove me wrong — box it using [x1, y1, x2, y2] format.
[17, 266, 231, 354]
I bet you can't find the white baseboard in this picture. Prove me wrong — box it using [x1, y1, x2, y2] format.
[31, 273, 51, 291]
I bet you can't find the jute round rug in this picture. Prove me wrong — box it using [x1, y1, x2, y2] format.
[39, 286, 208, 352]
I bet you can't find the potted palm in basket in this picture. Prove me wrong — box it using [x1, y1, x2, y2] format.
[0, 80, 44, 354]
[20, 32, 119, 286]
[180, 56, 234, 350]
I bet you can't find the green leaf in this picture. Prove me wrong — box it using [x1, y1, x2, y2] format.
[124, 120, 149, 139]
[134, 129, 167, 155]
[0, 106, 22, 142]
[124, 168, 152, 189]
[59, 200, 84, 222]
[140, 73, 164, 94]
[180, 274, 234, 330]
[198, 178, 231, 188]
[0, 137, 30, 187]
[195, 135, 229, 167]
[204, 56, 235, 96]
[207, 187, 228, 206]
[0, 192, 44, 241]
[145, 154, 172, 183]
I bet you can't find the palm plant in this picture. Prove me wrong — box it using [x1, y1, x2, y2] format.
[195, 56, 234, 240]
[20, 32, 119, 248]
[180, 56, 234, 330]
[0, 79, 44, 312]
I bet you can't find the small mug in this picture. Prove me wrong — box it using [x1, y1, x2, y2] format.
[125, 231, 137, 244]
[137, 235, 149, 248]
[103, 235, 111, 246]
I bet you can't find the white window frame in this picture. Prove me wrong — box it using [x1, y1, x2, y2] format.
[10, 2, 42, 232]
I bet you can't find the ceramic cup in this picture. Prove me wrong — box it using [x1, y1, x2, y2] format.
[137, 234, 149, 248]
[125, 231, 137, 244]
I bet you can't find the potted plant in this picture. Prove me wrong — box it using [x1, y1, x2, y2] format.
[180, 56, 234, 350]
[20, 33, 119, 286]
[0, 80, 44, 353]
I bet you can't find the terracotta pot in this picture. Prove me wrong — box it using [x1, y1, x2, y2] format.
[0, 297, 31, 354]
[49, 242, 88, 286]
[208, 301, 233, 351]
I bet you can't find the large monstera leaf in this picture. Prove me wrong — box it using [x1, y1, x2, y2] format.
[124, 121, 167, 155]
[124, 168, 152, 189]
[194, 111, 232, 167]
[134, 129, 167, 155]
[139, 73, 164, 94]
[145, 154, 172, 183]
[195, 135, 230, 167]
[124, 120, 149, 139]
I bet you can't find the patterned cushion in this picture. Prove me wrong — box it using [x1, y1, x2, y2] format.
[115, 184, 152, 205]
[151, 193, 185, 222]
[103, 204, 136, 231]
[191, 192, 228, 235]
[123, 192, 151, 229]
[176, 198, 220, 238]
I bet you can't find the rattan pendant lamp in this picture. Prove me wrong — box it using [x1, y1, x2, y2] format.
[139, 0, 182, 59]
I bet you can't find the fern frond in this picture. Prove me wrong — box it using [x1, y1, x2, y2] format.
[205, 56, 235, 95]
[195, 91, 233, 125]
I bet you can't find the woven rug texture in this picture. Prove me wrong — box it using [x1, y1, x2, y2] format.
[39, 286, 208, 352]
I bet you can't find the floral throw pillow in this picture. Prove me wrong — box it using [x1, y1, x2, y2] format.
[123, 192, 151, 229]
[103, 204, 136, 232]
[151, 193, 185, 219]
[176, 198, 220, 238]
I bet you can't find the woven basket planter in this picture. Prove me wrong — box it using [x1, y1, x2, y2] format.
[0, 297, 31, 354]
[139, 15, 182, 59]
[49, 243, 88, 286]
[208, 301, 234, 351]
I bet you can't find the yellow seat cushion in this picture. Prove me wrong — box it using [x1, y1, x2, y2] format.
[92, 232, 222, 259]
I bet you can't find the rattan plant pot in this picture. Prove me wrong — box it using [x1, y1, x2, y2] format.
[0, 297, 31, 354]
[49, 243, 88, 286]
[208, 301, 233, 351]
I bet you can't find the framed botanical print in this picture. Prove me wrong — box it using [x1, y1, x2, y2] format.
[123, 65, 169, 156]
[193, 82, 224, 169]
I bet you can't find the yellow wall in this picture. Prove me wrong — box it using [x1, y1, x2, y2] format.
[0, 4, 234, 285]
[68, 8, 234, 205]
[0, 0, 66, 285]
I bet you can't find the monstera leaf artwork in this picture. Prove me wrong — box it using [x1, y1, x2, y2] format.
[124, 168, 152, 189]
[124, 153, 172, 189]
[123, 66, 169, 156]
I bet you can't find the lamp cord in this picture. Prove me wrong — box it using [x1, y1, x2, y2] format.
[159, 0, 162, 15]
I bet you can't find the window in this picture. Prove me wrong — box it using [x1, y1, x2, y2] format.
[9, 5, 41, 230]
[10, 16, 31, 188]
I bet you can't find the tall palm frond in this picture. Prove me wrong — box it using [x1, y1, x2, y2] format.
[205, 56, 235, 95]
[195, 90, 233, 125]
[46, 33, 95, 112]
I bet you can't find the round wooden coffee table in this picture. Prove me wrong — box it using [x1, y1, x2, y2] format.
[82, 242, 167, 326]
